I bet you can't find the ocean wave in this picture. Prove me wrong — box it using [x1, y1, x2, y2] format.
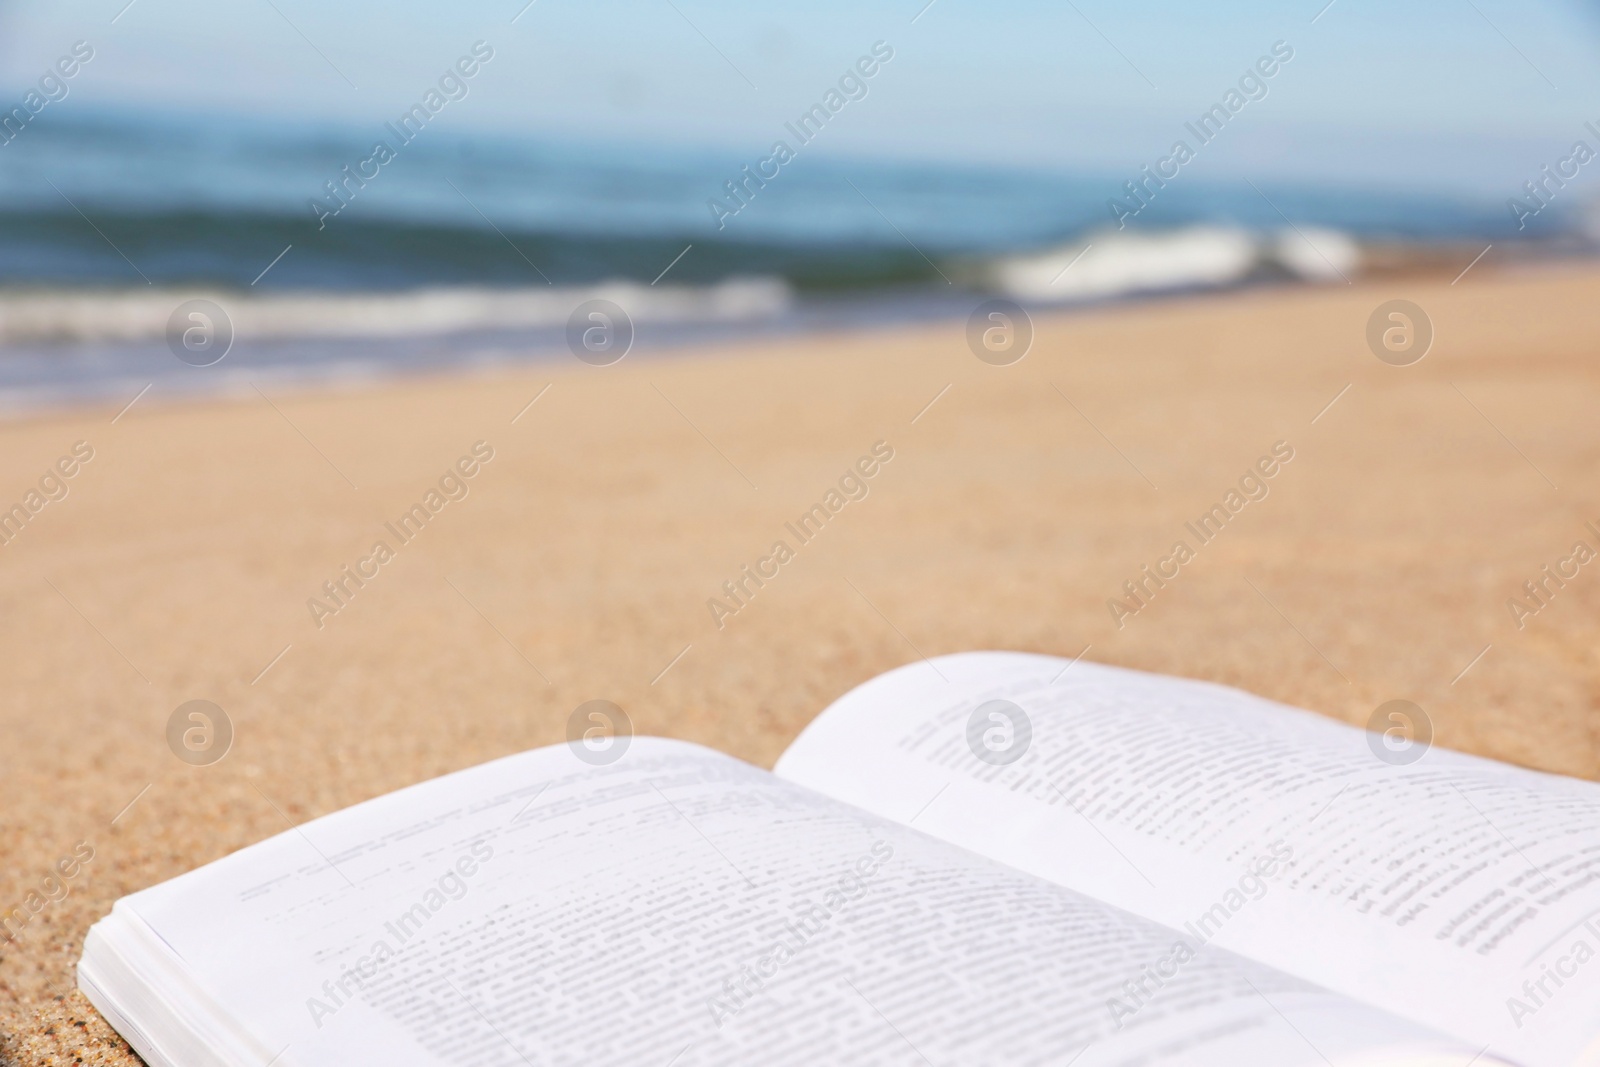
[984, 225, 1363, 302]
[0, 278, 792, 344]
[1267, 227, 1362, 281]
[0, 205, 951, 294]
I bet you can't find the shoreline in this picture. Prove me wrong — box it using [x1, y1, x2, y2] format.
[1, 250, 1592, 423]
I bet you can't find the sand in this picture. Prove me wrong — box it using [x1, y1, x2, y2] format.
[2, 264, 1598, 1065]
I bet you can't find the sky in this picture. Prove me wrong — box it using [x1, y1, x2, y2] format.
[1, 0, 1598, 195]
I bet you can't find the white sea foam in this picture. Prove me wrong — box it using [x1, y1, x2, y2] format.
[1268, 226, 1361, 281]
[986, 226, 1361, 302]
[0, 277, 792, 344]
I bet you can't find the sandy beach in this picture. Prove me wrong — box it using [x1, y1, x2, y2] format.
[3, 265, 1599, 1065]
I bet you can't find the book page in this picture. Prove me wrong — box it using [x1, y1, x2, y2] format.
[89, 738, 1482, 1066]
[775, 652, 1600, 1067]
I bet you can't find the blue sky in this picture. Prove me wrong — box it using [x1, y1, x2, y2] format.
[1, 0, 1598, 194]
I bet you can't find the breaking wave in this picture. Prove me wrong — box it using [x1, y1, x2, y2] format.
[0, 278, 791, 344]
[984, 225, 1363, 302]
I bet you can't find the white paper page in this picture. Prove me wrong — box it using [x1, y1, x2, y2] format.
[105, 738, 1477, 1066]
[775, 652, 1600, 1067]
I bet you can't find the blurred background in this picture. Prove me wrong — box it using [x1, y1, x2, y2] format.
[2, 0, 1598, 404]
[7, 5, 1600, 1062]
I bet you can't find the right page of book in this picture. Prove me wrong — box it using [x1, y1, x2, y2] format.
[775, 651, 1600, 1067]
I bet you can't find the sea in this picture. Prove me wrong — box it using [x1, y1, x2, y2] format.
[0, 108, 1587, 411]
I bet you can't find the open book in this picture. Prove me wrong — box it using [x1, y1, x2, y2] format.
[80, 652, 1600, 1066]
